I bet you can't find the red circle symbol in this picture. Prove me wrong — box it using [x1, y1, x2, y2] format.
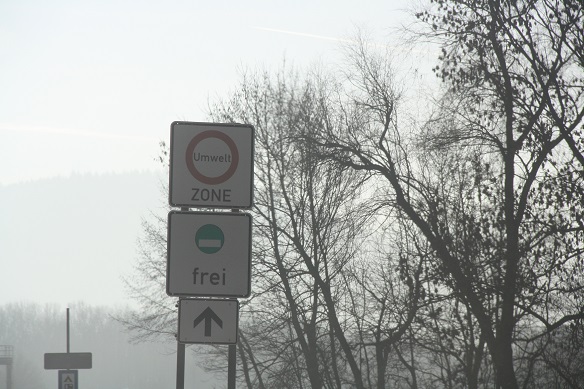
[185, 130, 239, 185]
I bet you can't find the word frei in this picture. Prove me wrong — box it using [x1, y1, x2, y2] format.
[193, 267, 227, 286]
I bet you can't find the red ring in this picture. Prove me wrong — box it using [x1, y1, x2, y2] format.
[185, 130, 239, 185]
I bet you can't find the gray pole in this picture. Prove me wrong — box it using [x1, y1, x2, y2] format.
[66, 308, 70, 353]
[227, 208, 240, 389]
[228, 344, 236, 389]
[176, 342, 185, 389]
[6, 361, 12, 389]
[176, 207, 189, 389]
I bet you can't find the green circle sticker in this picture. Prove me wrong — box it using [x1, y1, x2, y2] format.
[195, 224, 224, 254]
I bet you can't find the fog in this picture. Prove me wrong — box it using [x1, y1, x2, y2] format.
[0, 302, 221, 389]
[0, 171, 164, 305]
[0, 172, 224, 387]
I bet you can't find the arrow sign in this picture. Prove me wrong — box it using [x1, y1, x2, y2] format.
[178, 298, 239, 344]
[193, 307, 223, 337]
[58, 370, 78, 389]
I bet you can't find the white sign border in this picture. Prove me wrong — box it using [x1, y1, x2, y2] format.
[58, 370, 78, 389]
[169, 121, 255, 209]
[166, 211, 252, 298]
[177, 298, 239, 345]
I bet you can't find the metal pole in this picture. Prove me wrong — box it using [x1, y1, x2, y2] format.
[228, 208, 240, 389]
[66, 308, 70, 353]
[176, 342, 185, 389]
[176, 207, 189, 389]
[6, 362, 12, 389]
[228, 344, 236, 389]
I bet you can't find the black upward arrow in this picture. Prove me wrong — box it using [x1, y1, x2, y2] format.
[193, 307, 223, 337]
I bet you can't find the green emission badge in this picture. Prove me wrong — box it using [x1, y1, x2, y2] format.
[195, 224, 224, 254]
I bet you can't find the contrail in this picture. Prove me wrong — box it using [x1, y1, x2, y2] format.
[252, 26, 437, 55]
[0, 123, 158, 142]
[252, 26, 354, 44]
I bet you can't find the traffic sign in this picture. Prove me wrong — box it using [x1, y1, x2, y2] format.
[58, 370, 78, 389]
[167, 211, 252, 298]
[195, 224, 224, 254]
[178, 298, 239, 344]
[169, 121, 254, 209]
[44, 353, 92, 369]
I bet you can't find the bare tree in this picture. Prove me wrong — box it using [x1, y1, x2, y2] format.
[208, 67, 367, 388]
[206, 65, 427, 388]
[308, 1, 584, 387]
[118, 165, 178, 343]
[123, 3, 584, 385]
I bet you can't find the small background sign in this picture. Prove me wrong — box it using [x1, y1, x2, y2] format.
[44, 353, 92, 370]
[58, 370, 78, 389]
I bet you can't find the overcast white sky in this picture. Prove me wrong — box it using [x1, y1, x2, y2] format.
[0, 0, 437, 308]
[0, 0, 426, 185]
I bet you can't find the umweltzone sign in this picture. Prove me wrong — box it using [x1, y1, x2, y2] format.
[169, 122, 254, 209]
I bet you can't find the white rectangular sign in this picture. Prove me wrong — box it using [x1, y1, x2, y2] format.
[178, 298, 239, 344]
[44, 353, 92, 369]
[58, 370, 78, 389]
[166, 211, 252, 298]
[169, 121, 254, 209]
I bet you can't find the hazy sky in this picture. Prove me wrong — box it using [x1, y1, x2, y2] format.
[0, 0, 421, 185]
[0, 0, 433, 308]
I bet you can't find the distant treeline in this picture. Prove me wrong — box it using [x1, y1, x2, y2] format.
[0, 302, 206, 389]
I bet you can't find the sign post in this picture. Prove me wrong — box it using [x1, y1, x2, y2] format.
[168, 121, 254, 389]
[44, 309, 92, 389]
